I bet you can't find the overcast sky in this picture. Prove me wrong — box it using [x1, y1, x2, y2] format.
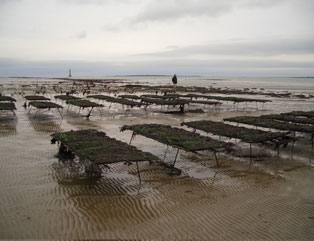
[0, 0, 313, 77]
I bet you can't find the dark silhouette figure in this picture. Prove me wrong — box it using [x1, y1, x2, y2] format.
[172, 74, 177, 90]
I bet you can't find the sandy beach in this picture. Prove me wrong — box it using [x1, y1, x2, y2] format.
[0, 76, 314, 240]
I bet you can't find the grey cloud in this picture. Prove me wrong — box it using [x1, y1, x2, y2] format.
[59, 0, 140, 5]
[76, 31, 87, 39]
[102, 24, 122, 32]
[0, 0, 21, 4]
[131, 0, 314, 24]
[287, 0, 314, 11]
[131, 0, 234, 24]
[0, 57, 313, 77]
[0, 0, 10, 3]
[102, 17, 139, 32]
[137, 38, 314, 57]
[242, 0, 286, 8]
[60, 0, 113, 5]
[130, 0, 284, 24]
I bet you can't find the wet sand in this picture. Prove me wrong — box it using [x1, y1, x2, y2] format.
[0, 77, 314, 239]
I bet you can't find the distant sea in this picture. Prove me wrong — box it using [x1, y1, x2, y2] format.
[1, 76, 314, 94]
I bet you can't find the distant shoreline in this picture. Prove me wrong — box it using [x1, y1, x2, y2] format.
[2, 75, 314, 79]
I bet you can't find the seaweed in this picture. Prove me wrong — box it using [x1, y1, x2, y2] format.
[121, 124, 233, 152]
[183, 120, 293, 144]
[118, 95, 142, 100]
[162, 109, 205, 114]
[29, 101, 63, 109]
[54, 95, 81, 101]
[66, 99, 104, 108]
[88, 94, 147, 107]
[0, 96, 16, 102]
[261, 113, 314, 125]
[24, 95, 50, 101]
[141, 98, 190, 106]
[183, 94, 271, 103]
[190, 100, 222, 105]
[141, 94, 179, 100]
[287, 111, 314, 119]
[87, 95, 116, 101]
[120, 84, 293, 98]
[163, 94, 184, 98]
[114, 99, 147, 107]
[0, 102, 16, 111]
[225, 116, 314, 134]
[51, 129, 158, 164]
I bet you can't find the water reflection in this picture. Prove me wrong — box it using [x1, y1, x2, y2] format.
[28, 115, 63, 133]
[0, 117, 17, 137]
[51, 157, 147, 196]
[64, 114, 102, 130]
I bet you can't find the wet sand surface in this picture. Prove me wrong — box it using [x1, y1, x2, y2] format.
[1, 78, 314, 239]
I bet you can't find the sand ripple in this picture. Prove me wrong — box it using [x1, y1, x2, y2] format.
[0, 87, 314, 239]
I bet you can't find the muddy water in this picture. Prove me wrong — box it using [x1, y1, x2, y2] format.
[0, 78, 314, 239]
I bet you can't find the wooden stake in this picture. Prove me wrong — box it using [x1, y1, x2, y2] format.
[291, 140, 295, 158]
[250, 143, 252, 161]
[87, 107, 94, 118]
[129, 132, 135, 146]
[57, 108, 63, 119]
[163, 145, 169, 161]
[172, 148, 180, 167]
[136, 161, 141, 185]
[214, 151, 219, 167]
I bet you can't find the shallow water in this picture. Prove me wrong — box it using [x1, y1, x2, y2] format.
[0, 77, 314, 239]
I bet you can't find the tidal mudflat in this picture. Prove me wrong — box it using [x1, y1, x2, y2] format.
[0, 76, 314, 240]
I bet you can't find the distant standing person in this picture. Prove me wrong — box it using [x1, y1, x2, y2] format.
[172, 74, 177, 90]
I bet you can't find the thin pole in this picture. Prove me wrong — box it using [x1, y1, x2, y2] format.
[136, 161, 141, 184]
[144, 105, 148, 114]
[57, 108, 63, 119]
[250, 143, 252, 161]
[90, 163, 95, 177]
[87, 107, 94, 118]
[172, 148, 180, 167]
[163, 145, 169, 161]
[309, 144, 313, 165]
[129, 132, 135, 146]
[214, 151, 219, 167]
[291, 140, 295, 158]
